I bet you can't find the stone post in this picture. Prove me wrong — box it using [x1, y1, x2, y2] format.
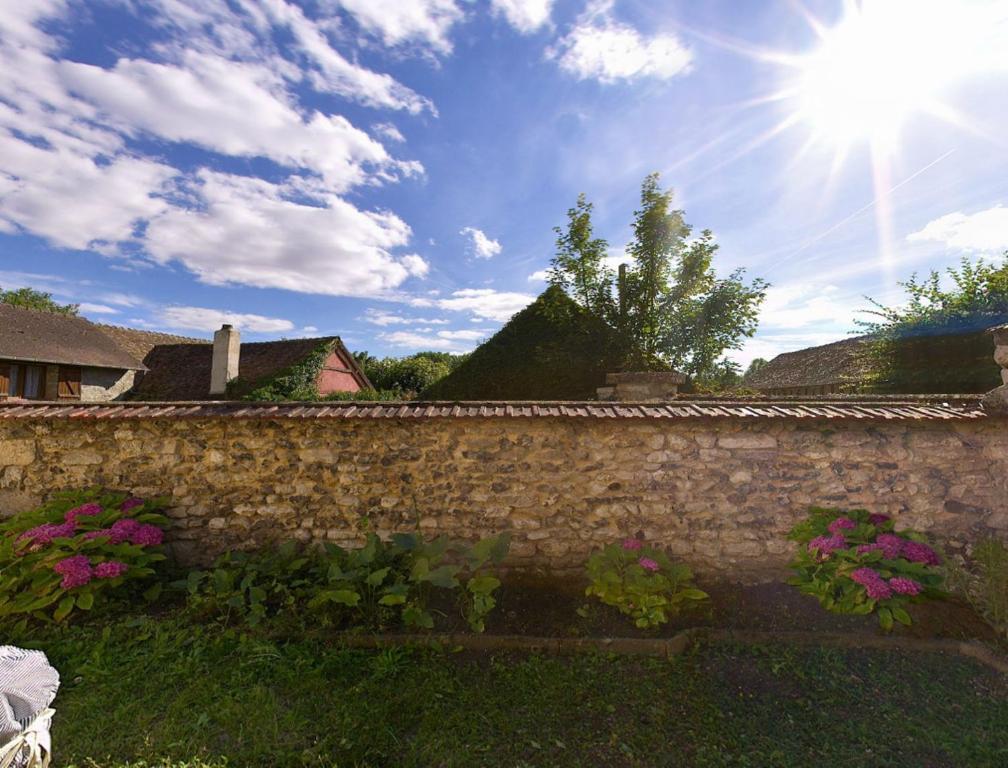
[981, 324, 1008, 415]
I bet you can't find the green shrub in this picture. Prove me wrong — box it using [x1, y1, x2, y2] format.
[950, 537, 1008, 637]
[584, 536, 707, 629]
[180, 532, 511, 633]
[178, 541, 315, 628]
[0, 490, 168, 624]
[788, 507, 944, 630]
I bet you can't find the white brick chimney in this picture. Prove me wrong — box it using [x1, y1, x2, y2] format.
[209, 324, 240, 396]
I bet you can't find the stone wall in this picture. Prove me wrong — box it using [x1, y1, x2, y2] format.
[81, 367, 137, 402]
[1, 414, 1006, 579]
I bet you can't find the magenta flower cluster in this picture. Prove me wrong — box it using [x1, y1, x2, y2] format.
[84, 518, 163, 546]
[64, 503, 101, 523]
[638, 557, 660, 572]
[17, 521, 75, 548]
[808, 533, 847, 558]
[856, 533, 939, 565]
[52, 554, 128, 589]
[850, 567, 923, 601]
[827, 517, 856, 534]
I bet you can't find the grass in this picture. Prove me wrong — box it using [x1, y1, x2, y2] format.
[17, 615, 1008, 768]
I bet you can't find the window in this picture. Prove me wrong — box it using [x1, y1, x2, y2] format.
[58, 366, 82, 399]
[0, 362, 47, 400]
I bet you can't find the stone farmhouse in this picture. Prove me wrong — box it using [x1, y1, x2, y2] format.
[0, 304, 370, 402]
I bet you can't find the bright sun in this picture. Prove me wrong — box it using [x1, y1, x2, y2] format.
[787, 0, 993, 152]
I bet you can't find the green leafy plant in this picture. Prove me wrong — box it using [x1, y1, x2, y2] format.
[948, 537, 1008, 637]
[178, 541, 315, 627]
[0, 489, 168, 624]
[788, 507, 945, 630]
[181, 532, 511, 633]
[584, 536, 707, 629]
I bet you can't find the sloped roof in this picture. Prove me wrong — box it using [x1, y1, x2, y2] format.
[745, 336, 871, 391]
[422, 285, 647, 400]
[0, 304, 147, 370]
[97, 325, 204, 363]
[129, 336, 366, 400]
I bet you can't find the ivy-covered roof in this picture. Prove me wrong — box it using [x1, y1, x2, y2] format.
[130, 336, 367, 400]
[421, 285, 639, 400]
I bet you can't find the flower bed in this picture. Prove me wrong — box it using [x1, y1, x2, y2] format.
[0, 490, 167, 623]
[788, 507, 945, 630]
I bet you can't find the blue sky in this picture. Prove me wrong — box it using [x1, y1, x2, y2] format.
[2, 0, 1007, 366]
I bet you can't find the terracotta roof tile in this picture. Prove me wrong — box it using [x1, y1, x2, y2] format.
[0, 397, 988, 421]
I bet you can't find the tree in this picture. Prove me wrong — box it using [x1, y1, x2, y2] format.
[548, 194, 614, 319]
[549, 173, 768, 380]
[353, 351, 468, 395]
[744, 358, 769, 379]
[0, 286, 78, 315]
[858, 254, 1008, 392]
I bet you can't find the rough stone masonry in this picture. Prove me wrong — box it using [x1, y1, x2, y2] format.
[0, 408, 1005, 580]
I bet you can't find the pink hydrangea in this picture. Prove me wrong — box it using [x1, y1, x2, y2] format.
[827, 517, 857, 534]
[901, 540, 940, 566]
[107, 518, 141, 544]
[64, 502, 102, 523]
[130, 524, 163, 546]
[18, 522, 76, 548]
[119, 497, 144, 512]
[808, 534, 846, 558]
[857, 534, 904, 560]
[888, 577, 923, 596]
[638, 557, 660, 572]
[94, 561, 129, 579]
[849, 567, 892, 600]
[868, 513, 890, 526]
[876, 533, 905, 559]
[53, 554, 93, 589]
[622, 538, 643, 551]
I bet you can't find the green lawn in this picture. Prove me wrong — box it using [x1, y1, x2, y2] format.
[19, 616, 1008, 768]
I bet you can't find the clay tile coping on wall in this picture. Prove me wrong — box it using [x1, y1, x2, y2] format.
[605, 371, 688, 385]
[0, 395, 990, 421]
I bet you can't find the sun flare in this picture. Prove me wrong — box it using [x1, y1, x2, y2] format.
[786, 0, 1000, 152]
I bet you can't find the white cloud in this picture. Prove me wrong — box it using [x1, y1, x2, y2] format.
[138, 0, 435, 114]
[0, 0, 435, 298]
[78, 302, 120, 315]
[373, 122, 405, 142]
[363, 309, 449, 326]
[460, 226, 502, 259]
[331, 0, 464, 54]
[157, 306, 295, 332]
[907, 205, 1008, 252]
[428, 288, 534, 322]
[757, 283, 859, 330]
[527, 269, 550, 281]
[436, 329, 487, 341]
[548, 0, 692, 83]
[400, 253, 431, 277]
[491, 0, 555, 33]
[60, 51, 406, 193]
[381, 330, 465, 351]
[144, 170, 422, 296]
